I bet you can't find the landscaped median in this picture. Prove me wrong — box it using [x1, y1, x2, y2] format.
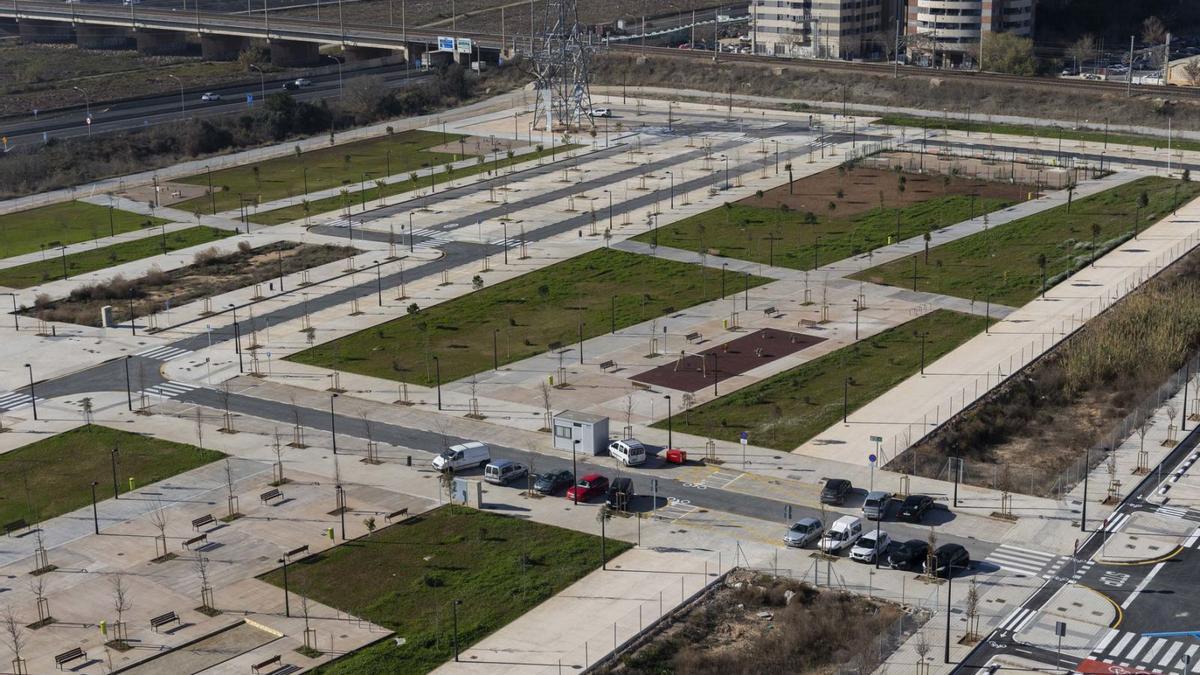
[876, 114, 1200, 154]
[0, 226, 232, 289]
[260, 505, 631, 675]
[0, 425, 223, 526]
[634, 163, 1026, 270]
[656, 310, 990, 451]
[852, 176, 1200, 307]
[0, 201, 168, 261]
[287, 248, 770, 386]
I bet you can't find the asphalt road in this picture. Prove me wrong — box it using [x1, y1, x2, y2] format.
[0, 64, 429, 147]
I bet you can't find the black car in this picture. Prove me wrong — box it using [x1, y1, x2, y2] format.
[281, 81, 300, 90]
[533, 470, 573, 495]
[925, 544, 970, 577]
[887, 539, 930, 570]
[820, 478, 852, 505]
[607, 477, 636, 511]
[899, 495, 934, 522]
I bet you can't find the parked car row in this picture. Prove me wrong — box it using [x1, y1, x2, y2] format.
[820, 478, 941, 525]
[787, 513, 969, 577]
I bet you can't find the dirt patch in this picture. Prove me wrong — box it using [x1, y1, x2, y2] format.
[741, 163, 1031, 220]
[28, 241, 356, 327]
[427, 135, 528, 157]
[597, 569, 917, 675]
[632, 328, 824, 393]
[867, 151, 1077, 190]
[118, 182, 209, 208]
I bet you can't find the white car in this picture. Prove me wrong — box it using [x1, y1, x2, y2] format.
[589, 108, 612, 118]
[849, 530, 892, 563]
[200, 92, 222, 102]
[294, 78, 313, 87]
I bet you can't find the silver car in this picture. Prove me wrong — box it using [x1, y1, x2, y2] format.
[862, 490, 892, 521]
[783, 517, 824, 548]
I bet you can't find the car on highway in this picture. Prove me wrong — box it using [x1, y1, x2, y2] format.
[294, 78, 313, 87]
[200, 92, 222, 102]
[820, 478, 852, 505]
[887, 539, 930, 570]
[590, 108, 612, 118]
[925, 543, 970, 577]
[818, 515, 862, 554]
[849, 530, 891, 563]
[862, 490, 892, 520]
[782, 517, 823, 548]
[533, 470, 573, 495]
[898, 494, 934, 522]
[282, 81, 300, 91]
[566, 473, 609, 502]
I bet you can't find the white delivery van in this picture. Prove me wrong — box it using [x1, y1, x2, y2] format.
[818, 515, 863, 554]
[608, 439, 647, 466]
[432, 441, 490, 472]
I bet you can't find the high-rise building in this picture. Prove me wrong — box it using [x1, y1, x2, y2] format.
[752, 0, 886, 60]
[905, 0, 1036, 66]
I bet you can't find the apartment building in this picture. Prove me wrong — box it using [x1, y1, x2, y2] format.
[751, 0, 887, 60]
[906, 0, 1036, 65]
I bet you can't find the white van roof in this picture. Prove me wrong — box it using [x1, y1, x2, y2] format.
[449, 441, 487, 452]
[831, 515, 860, 529]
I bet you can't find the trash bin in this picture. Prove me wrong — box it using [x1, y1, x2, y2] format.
[665, 448, 687, 464]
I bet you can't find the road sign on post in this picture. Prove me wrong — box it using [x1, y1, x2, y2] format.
[456, 37, 473, 54]
[868, 453, 877, 491]
[740, 431, 748, 467]
[438, 36, 455, 51]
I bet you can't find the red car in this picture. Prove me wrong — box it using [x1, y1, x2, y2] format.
[566, 473, 609, 502]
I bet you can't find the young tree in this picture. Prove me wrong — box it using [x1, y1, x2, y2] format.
[1, 606, 25, 675]
[110, 573, 133, 641]
[223, 459, 240, 519]
[193, 553, 215, 612]
[980, 32, 1036, 76]
[28, 576, 50, 625]
[539, 380, 553, 431]
[149, 498, 171, 559]
[1066, 34, 1098, 72]
[1184, 59, 1200, 87]
[964, 578, 981, 641]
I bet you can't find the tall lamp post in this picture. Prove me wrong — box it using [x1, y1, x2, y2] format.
[434, 355, 442, 410]
[451, 599, 464, 661]
[664, 395, 673, 448]
[571, 439, 580, 505]
[248, 64, 266, 102]
[325, 54, 344, 98]
[90, 481, 100, 534]
[71, 86, 92, 135]
[166, 74, 185, 120]
[278, 556, 292, 617]
[24, 363, 37, 421]
[329, 393, 339, 454]
[852, 298, 860, 340]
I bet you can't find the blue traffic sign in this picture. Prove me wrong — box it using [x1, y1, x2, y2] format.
[868, 454, 877, 463]
[740, 431, 748, 441]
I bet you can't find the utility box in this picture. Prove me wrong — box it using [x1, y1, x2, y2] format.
[100, 305, 114, 328]
[553, 410, 609, 456]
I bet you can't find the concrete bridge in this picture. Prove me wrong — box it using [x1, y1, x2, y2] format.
[0, 0, 513, 66]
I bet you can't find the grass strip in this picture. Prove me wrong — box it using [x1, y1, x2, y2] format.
[0, 201, 168, 261]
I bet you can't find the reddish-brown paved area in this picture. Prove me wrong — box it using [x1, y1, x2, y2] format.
[631, 327, 824, 393]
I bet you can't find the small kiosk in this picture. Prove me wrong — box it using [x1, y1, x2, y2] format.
[552, 410, 609, 456]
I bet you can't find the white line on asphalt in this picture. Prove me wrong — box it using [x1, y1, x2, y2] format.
[1122, 561, 1167, 610]
[1123, 636, 1150, 661]
[998, 607, 1028, 631]
[1094, 628, 1121, 653]
[1109, 633, 1135, 659]
[1158, 641, 1182, 667]
[1012, 608, 1038, 634]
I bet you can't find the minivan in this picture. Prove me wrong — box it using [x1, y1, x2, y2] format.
[606, 477, 635, 511]
[818, 515, 863, 554]
[484, 460, 527, 485]
[431, 441, 490, 472]
[862, 490, 892, 521]
[608, 439, 646, 467]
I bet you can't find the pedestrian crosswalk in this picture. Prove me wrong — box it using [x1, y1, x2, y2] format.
[141, 381, 199, 401]
[984, 544, 1066, 578]
[1156, 504, 1196, 520]
[0, 390, 43, 412]
[1102, 512, 1132, 533]
[995, 606, 1039, 634]
[1087, 629, 1200, 674]
[134, 345, 192, 361]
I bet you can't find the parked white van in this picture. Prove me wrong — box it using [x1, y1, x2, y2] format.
[432, 441, 490, 472]
[608, 439, 647, 466]
[818, 515, 863, 554]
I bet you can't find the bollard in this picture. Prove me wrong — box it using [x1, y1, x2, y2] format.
[406, 455, 412, 467]
[128, 477, 136, 492]
[326, 527, 334, 540]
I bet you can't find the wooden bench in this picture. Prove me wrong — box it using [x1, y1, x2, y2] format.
[55, 647, 85, 670]
[260, 489, 283, 504]
[548, 340, 563, 352]
[4, 519, 28, 536]
[182, 533, 207, 550]
[150, 611, 179, 632]
[799, 319, 818, 329]
[385, 508, 409, 523]
[598, 360, 616, 371]
[632, 381, 651, 391]
[251, 654, 282, 674]
[685, 331, 702, 343]
[763, 306, 778, 317]
[191, 514, 215, 531]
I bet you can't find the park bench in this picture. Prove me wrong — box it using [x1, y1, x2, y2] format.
[385, 508, 409, 523]
[251, 654, 282, 674]
[548, 340, 564, 352]
[191, 514, 215, 531]
[685, 332, 702, 344]
[599, 360, 616, 371]
[799, 319, 818, 329]
[4, 519, 28, 536]
[55, 647, 85, 670]
[150, 611, 180, 632]
[632, 381, 651, 392]
[260, 489, 284, 505]
[182, 533, 207, 550]
[763, 306, 778, 317]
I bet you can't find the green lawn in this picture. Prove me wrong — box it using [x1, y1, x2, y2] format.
[876, 114, 1200, 154]
[0, 226, 232, 289]
[175, 129, 466, 214]
[852, 176, 1200, 306]
[657, 310, 990, 451]
[0, 425, 224, 525]
[288, 248, 770, 386]
[0, 201, 168, 261]
[261, 505, 630, 675]
[634, 194, 1017, 270]
[252, 144, 574, 226]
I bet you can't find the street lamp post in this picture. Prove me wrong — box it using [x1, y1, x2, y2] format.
[72, 86, 92, 135]
[664, 395, 673, 448]
[248, 64, 265, 103]
[278, 557, 291, 617]
[666, 171, 674, 208]
[492, 329, 499, 371]
[90, 481, 100, 534]
[330, 393, 338, 454]
[166, 74, 185, 120]
[24, 363, 36, 421]
[111, 446, 120, 499]
[408, 212, 415, 252]
[434, 355, 442, 410]
[325, 54, 344, 98]
[374, 261, 382, 306]
[452, 599, 463, 661]
[572, 439, 580, 505]
[852, 298, 859, 340]
[917, 331, 928, 374]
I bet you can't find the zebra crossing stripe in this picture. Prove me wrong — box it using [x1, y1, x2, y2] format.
[0, 391, 43, 411]
[1104, 512, 1132, 533]
[135, 346, 191, 361]
[142, 381, 199, 400]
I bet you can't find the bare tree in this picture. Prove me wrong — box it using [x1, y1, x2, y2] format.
[539, 380, 553, 431]
[194, 406, 205, 451]
[681, 392, 696, 425]
[80, 397, 94, 427]
[624, 394, 635, 436]
[149, 498, 171, 559]
[964, 578, 980, 641]
[1136, 411, 1153, 454]
[109, 573, 133, 641]
[2, 606, 25, 675]
[288, 395, 306, 448]
[1066, 33, 1097, 72]
[1166, 404, 1179, 443]
[28, 576, 50, 625]
[272, 429, 286, 484]
[1184, 59, 1200, 86]
[223, 459, 240, 519]
[438, 470, 456, 503]
[914, 629, 931, 674]
[193, 553, 215, 613]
